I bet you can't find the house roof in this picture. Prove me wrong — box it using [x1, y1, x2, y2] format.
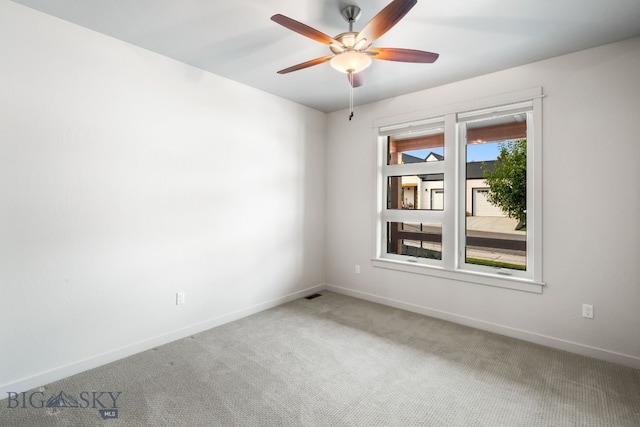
[399, 152, 495, 180]
[401, 153, 424, 164]
[426, 152, 444, 161]
[466, 160, 496, 180]
[420, 160, 496, 181]
[401, 151, 443, 165]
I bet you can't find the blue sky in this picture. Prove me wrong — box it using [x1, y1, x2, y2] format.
[467, 143, 501, 162]
[407, 142, 502, 162]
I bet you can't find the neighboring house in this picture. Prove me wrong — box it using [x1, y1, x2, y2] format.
[399, 152, 504, 216]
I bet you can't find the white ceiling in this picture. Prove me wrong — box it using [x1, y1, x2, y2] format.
[10, 0, 640, 112]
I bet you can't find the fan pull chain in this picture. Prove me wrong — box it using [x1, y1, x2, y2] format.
[349, 71, 354, 121]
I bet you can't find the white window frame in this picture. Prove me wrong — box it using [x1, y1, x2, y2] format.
[372, 88, 544, 293]
[380, 117, 446, 266]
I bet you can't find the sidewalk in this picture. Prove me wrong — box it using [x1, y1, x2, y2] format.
[466, 217, 523, 235]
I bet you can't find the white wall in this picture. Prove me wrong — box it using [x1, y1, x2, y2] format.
[2, 1, 639, 398]
[326, 37, 640, 368]
[0, 1, 326, 394]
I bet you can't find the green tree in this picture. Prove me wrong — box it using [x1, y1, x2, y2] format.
[482, 139, 527, 225]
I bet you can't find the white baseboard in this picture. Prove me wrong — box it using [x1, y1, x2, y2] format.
[325, 284, 640, 370]
[1, 284, 325, 396]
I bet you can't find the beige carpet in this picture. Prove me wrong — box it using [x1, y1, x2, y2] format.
[2, 291, 639, 426]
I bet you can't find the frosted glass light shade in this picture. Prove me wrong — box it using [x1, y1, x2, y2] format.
[330, 51, 372, 73]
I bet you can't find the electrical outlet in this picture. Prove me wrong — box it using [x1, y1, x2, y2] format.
[582, 303, 593, 319]
[176, 291, 185, 305]
[355, 264, 361, 274]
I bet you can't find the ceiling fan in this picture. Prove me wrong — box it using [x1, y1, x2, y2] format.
[271, 0, 439, 96]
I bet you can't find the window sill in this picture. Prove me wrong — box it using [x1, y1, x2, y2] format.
[371, 258, 544, 293]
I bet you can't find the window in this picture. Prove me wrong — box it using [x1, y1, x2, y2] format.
[382, 118, 445, 262]
[374, 89, 543, 292]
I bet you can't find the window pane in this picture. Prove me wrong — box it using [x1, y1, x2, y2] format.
[465, 114, 527, 270]
[387, 129, 444, 165]
[387, 222, 442, 260]
[387, 176, 443, 210]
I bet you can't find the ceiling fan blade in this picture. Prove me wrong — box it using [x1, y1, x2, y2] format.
[355, 0, 417, 46]
[271, 14, 336, 45]
[368, 47, 439, 63]
[277, 55, 334, 74]
[348, 71, 364, 88]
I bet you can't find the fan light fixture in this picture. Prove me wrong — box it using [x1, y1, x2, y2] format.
[330, 51, 372, 73]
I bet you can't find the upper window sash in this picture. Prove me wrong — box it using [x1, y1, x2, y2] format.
[379, 118, 445, 137]
[457, 101, 533, 123]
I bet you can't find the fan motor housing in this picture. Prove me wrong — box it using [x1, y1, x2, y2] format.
[330, 32, 372, 54]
